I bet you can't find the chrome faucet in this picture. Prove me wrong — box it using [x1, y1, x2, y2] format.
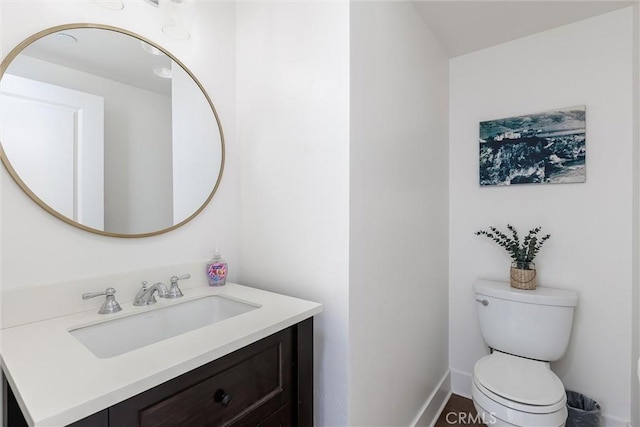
[165, 274, 190, 299]
[82, 287, 122, 314]
[133, 281, 168, 306]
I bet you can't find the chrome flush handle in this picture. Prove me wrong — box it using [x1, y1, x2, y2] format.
[476, 298, 489, 306]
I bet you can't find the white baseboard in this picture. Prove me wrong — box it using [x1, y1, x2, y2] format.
[449, 368, 631, 427]
[450, 368, 472, 399]
[602, 414, 631, 427]
[410, 370, 451, 427]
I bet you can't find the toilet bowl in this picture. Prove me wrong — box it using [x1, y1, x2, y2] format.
[472, 280, 578, 427]
[472, 351, 567, 427]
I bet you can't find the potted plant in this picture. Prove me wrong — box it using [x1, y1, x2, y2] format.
[475, 224, 551, 290]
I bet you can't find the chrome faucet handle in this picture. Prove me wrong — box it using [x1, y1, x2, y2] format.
[172, 274, 191, 282]
[82, 287, 122, 314]
[165, 274, 190, 299]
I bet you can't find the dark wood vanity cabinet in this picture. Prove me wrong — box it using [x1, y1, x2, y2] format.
[109, 320, 308, 427]
[3, 318, 314, 427]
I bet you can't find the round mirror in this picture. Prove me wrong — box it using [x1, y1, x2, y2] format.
[0, 24, 224, 237]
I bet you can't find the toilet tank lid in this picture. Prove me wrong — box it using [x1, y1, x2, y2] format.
[474, 280, 578, 307]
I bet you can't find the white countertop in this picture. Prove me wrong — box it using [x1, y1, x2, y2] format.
[0, 283, 322, 427]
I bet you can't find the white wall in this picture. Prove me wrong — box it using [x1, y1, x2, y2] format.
[0, 1, 237, 288]
[449, 8, 634, 424]
[235, 2, 350, 425]
[349, 2, 449, 426]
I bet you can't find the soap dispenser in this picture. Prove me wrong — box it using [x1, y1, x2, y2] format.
[207, 250, 228, 286]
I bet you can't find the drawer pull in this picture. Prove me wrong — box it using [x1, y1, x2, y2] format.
[214, 389, 233, 407]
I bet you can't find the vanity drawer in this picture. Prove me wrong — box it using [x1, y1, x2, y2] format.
[256, 403, 293, 427]
[139, 340, 289, 426]
[110, 327, 293, 427]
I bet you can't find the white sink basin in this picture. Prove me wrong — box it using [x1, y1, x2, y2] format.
[70, 295, 259, 358]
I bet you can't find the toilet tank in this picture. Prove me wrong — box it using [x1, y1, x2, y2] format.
[474, 280, 578, 361]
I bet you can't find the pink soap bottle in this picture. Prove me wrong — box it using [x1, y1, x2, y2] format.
[207, 250, 228, 286]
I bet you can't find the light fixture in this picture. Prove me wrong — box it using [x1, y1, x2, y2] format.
[158, 0, 193, 41]
[140, 41, 166, 56]
[55, 33, 78, 44]
[152, 66, 172, 79]
[141, 0, 192, 40]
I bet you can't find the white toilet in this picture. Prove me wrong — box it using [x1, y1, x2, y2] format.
[472, 280, 578, 427]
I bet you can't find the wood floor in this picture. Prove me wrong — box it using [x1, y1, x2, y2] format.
[434, 394, 486, 426]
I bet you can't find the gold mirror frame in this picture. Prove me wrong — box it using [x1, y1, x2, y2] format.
[0, 23, 225, 238]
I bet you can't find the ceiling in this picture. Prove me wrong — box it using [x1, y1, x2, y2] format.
[16, 27, 172, 96]
[8, 2, 636, 85]
[412, 0, 636, 57]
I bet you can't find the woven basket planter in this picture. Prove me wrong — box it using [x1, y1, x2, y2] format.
[510, 261, 537, 290]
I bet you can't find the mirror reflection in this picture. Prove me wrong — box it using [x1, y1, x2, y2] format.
[0, 25, 224, 237]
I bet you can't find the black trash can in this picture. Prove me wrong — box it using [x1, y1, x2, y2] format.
[566, 390, 602, 427]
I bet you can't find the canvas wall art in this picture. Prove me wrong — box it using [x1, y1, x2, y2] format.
[479, 106, 586, 186]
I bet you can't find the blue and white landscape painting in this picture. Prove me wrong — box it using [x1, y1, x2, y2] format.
[479, 106, 586, 186]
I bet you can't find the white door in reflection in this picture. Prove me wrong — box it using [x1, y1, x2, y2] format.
[0, 74, 104, 229]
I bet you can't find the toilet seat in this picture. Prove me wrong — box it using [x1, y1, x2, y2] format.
[474, 351, 566, 408]
[473, 376, 566, 414]
[472, 379, 568, 427]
